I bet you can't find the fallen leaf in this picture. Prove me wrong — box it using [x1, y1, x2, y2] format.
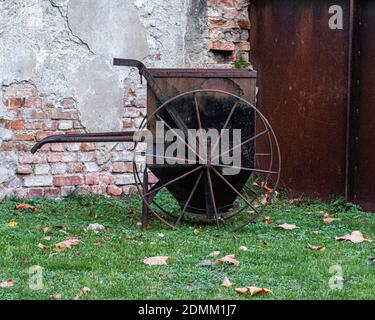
[194, 228, 203, 235]
[186, 283, 195, 292]
[43, 227, 51, 234]
[43, 236, 51, 241]
[86, 223, 105, 234]
[95, 242, 102, 248]
[260, 192, 271, 205]
[54, 238, 82, 251]
[368, 258, 375, 264]
[239, 246, 248, 251]
[235, 287, 272, 296]
[213, 254, 240, 267]
[209, 251, 220, 257]
[15, 203, 36, 211]
[312, 231, 320, 235]
[157, 232, 165, 238]
[0, 279, 14, 288]
[103, 236, 110, 241]
[80, 287, 91, 296]
[263, 216, 272, 224]
[196, 259, 212, 267]
[143, 256, 171, 266]
[261, 241, 269, 248]
[278, 223, 298, 230]
[50, 293, 61, 300]
[38, 243, 48, 251]
[323, 217, 341, 223]
[308, 244, 326, 252]
[335, 231, 372, 244]
[261, 181, 273, 193]
[222, 277, 233, 288]
[7, 221, 17, 228]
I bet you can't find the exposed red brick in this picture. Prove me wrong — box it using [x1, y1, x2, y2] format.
[2, 98, 25, 109]
[238, 19, 251, 30]
[27, 188, 44, 197]
[112, 162, 127, 173]
[16, 164, 33, 175]
[44, 102, 55, 109]
[235, 42, 251, 51]
[2, 120, 25, 130]
[50, 143, 65, 152]
[15, 143, 32, 152]
[0, 142, 13, 151]
[44, 188, 61, 198]
[36, 131, 59, 142]
[209, 40, 235, 51]
[85, 175, 100, 185]
[24, 121, 44, 130]
[23, 110, 49, 120]
[24, 96, 42, 108]
[61, 98, 76, 109]
[208, 18, 238, 29]
[107, 185, 123, 196]
[53, 175, 83, 187]
[123, 118, 133, 129]
[67, 163, 84, 173]
[81, 143, 96, 152]
[15, 133, 35, 141]
[51, 111, 78, 120]
[47, 153, 63, 163]
[99, 174, 115, 185]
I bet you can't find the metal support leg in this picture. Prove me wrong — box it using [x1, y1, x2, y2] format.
[141, 167, 149, 230]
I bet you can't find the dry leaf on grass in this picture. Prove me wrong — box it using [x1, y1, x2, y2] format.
[235, 287, 272, 296]
[278, 223, 298, 230]
[308, 244, 326, 252]
[368, 258, 375, 264]
[335, 231, 372, 244]
[15, 203, 36, 211]
[157, 233, 165, 238]
[50, 293, 62, 300]
[43, 227, 51, 234]
[143, 256, 171, 266]
[194, 228, 203, 235]
[80, 287, 91, 296]
[323, 217, 341, 223]
[38, 243, 48, 251]
[222, 277, 233, 288]
[54, 238, 82, 251]
[209, 251, 220, 257]
[86, 223, 105, 234]
[213, 255, 240, 267]
[0, 279, 14, 288]
[261, 181, 273, 193]
[263, 216, 272, 224]
[239, 246, 248, 251]
[7, 221, 17, 228]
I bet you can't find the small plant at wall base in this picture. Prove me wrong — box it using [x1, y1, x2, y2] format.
[232, 53, 252, 69]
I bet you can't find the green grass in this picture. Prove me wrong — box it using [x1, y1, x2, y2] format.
[0, 194, 374, 300]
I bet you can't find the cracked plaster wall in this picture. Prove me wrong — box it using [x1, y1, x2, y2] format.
[0, 0, 210, 198]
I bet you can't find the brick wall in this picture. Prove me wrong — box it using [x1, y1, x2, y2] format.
[207, 0, 250, 66]
[0, 83, 148, 198]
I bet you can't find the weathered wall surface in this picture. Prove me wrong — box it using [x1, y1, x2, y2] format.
[0, 0, 249, 199]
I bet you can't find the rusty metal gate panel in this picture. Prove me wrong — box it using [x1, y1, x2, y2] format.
[350, 0, 375, 210]
[250, 0, 350, 199]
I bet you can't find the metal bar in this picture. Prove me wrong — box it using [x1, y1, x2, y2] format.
[113, 58, 189, 133]
[206, 169, 220, 228]
[175, 169, 203, 227]
[214, 163, 278, 175]
[143, 165, 201, 198]
[31, 131, 140, 154]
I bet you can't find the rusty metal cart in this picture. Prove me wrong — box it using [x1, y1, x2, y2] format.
[32, 59, 281, 230]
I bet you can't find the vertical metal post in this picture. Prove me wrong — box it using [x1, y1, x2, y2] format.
[141, 166, 149, 229]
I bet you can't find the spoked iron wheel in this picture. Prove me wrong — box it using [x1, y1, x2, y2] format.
[133, 89, 281, 231]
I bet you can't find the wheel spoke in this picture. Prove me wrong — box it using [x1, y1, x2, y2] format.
[143, 165, 201, 198]
[211, 166, 260, 216]
[214, 163, 278, 175]
[194, 93, 203, 130]
[212, 128, 269, 162]
[206, 169, 220, 228]
[175, 169, 204, 226]
[156, 114, 204, 162]
[211, 99, 239, 156]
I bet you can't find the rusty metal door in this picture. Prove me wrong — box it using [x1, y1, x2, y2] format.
[350, 0, 375, 210]
[250, 0, 351, 199]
